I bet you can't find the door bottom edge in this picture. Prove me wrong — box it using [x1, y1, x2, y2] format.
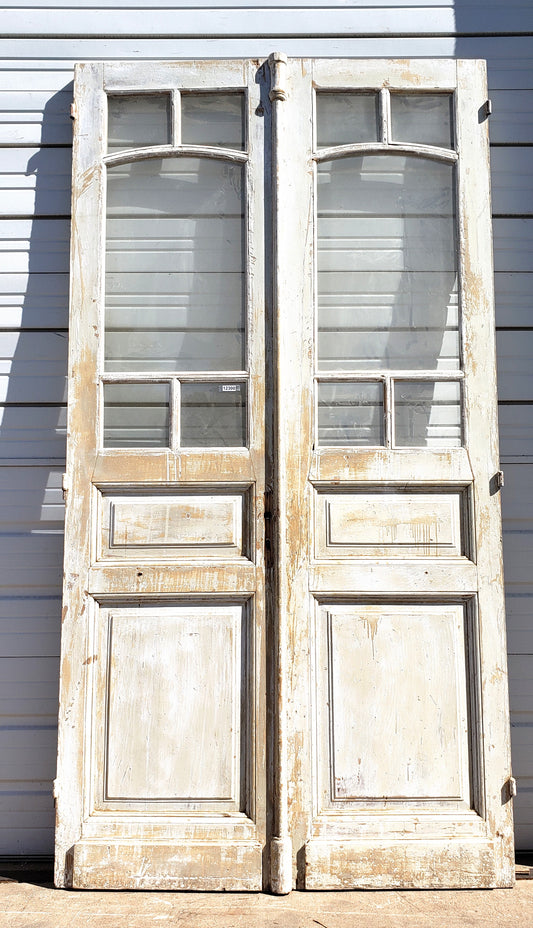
[304, 837, 514, 890]
[66, 839, 263, 891]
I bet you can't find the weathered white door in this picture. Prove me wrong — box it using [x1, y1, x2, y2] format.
[55, 60, 268, 890]
[55, 57, 515, 891]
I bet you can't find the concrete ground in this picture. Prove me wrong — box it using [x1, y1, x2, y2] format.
[1, 876, 533, 928]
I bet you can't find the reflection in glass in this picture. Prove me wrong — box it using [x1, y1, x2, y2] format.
[316, 93, 379, 148]
[317, 155, 458, 372]
[318, 382, 383, 446]
[105, 157, 245, 372]
[391, 94, 454, 149]
[181, 382, 246, 447]
[103, 383, 169, 448]
[181, 93, 245, 150]
[107, 94, 171, 153]
[394, 381, 461, 447]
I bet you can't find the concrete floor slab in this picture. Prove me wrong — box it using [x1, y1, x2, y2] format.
[1, 881, 533, 928]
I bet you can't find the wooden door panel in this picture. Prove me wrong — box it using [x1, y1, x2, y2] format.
[314, 488, 467, 558]
[101, 604, 246, 805]
[315, 603, 471, 806]
[97, 487, 249, 560]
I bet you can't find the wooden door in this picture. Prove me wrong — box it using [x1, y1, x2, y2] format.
[55, 57, 514, 891]
[274, 58, 514, 890]
[55, 60, 268, 890]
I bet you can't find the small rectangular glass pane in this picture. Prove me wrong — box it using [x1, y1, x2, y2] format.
[316, 93, 379, 148]
[103, 383, 169, 448]
[391, 94, 454, 149]
[105, 158, 245, 372]
[181, 93, 245, 150]
[318, 382, 383, 446]
[394, 380, 461, 447]
[181, 382, 246, 447]
[317, 155, 459, 371]
[107, 94, 171, 153]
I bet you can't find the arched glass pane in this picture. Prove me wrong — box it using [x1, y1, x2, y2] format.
[317, 154, 458, 372]
[105, 156, 245, 372]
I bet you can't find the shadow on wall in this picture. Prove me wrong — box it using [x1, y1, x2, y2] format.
[0, 85, 72, 855]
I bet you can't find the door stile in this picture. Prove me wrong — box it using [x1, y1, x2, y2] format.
[267, 51, 292, 897]
[455, 59, 513, 879]
[269, 57, 316, 891]
[55, 62, 106, 888]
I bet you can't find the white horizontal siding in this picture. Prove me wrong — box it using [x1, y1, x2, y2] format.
[0, 409, 66, 462]
[0, 5, 530, 856]
[0, 2, 531, 36]
[0, 274, 69, 329]
[499, 407, 533, 463]
[0, 7, 461, 37]
[0, 596, 61, 656]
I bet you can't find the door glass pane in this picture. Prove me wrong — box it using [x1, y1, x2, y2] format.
[318, 382, 383, 446]
[105, 157, 245, 372]
[107, 94, 171, 153]
[181, 93, 245, 150]
[391, 94, 454, 149]
[103, 382, 169, 448]
[181, 382, 246, 447]
[317, 155, 458, 371]
[394, 380, 461, 447]
[316, 93, 379, 148]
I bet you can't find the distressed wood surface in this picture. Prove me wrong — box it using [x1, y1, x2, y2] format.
[52, 57, 516, 890]
[55, 59, 267, 891]
[282, 58, 513, 890]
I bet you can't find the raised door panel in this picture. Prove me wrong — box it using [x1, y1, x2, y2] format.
[315, 603, 471, 807]
[100, 604, 245, 806]
[314, 488, 467, 558]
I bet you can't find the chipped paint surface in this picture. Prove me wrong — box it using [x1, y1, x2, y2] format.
[55, 59, 268, 892]
[56, 58, 513, 893]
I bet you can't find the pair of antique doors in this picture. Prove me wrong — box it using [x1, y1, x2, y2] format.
[55, 57, 514, 890]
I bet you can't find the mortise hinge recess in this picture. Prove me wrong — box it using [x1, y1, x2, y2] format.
[62, 473, 70, 501]
[268, 52, 288, 103]
[485, 99, 492, 117]
[496, 470, 505, 490]
[70, 102, 77, 120]
[509, 776, 517, 798]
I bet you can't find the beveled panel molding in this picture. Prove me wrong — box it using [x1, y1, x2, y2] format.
[315, 487, 467, 558]
[96, 487, 249, 560]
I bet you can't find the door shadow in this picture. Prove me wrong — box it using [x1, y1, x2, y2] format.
[0, 83, 72, 856]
